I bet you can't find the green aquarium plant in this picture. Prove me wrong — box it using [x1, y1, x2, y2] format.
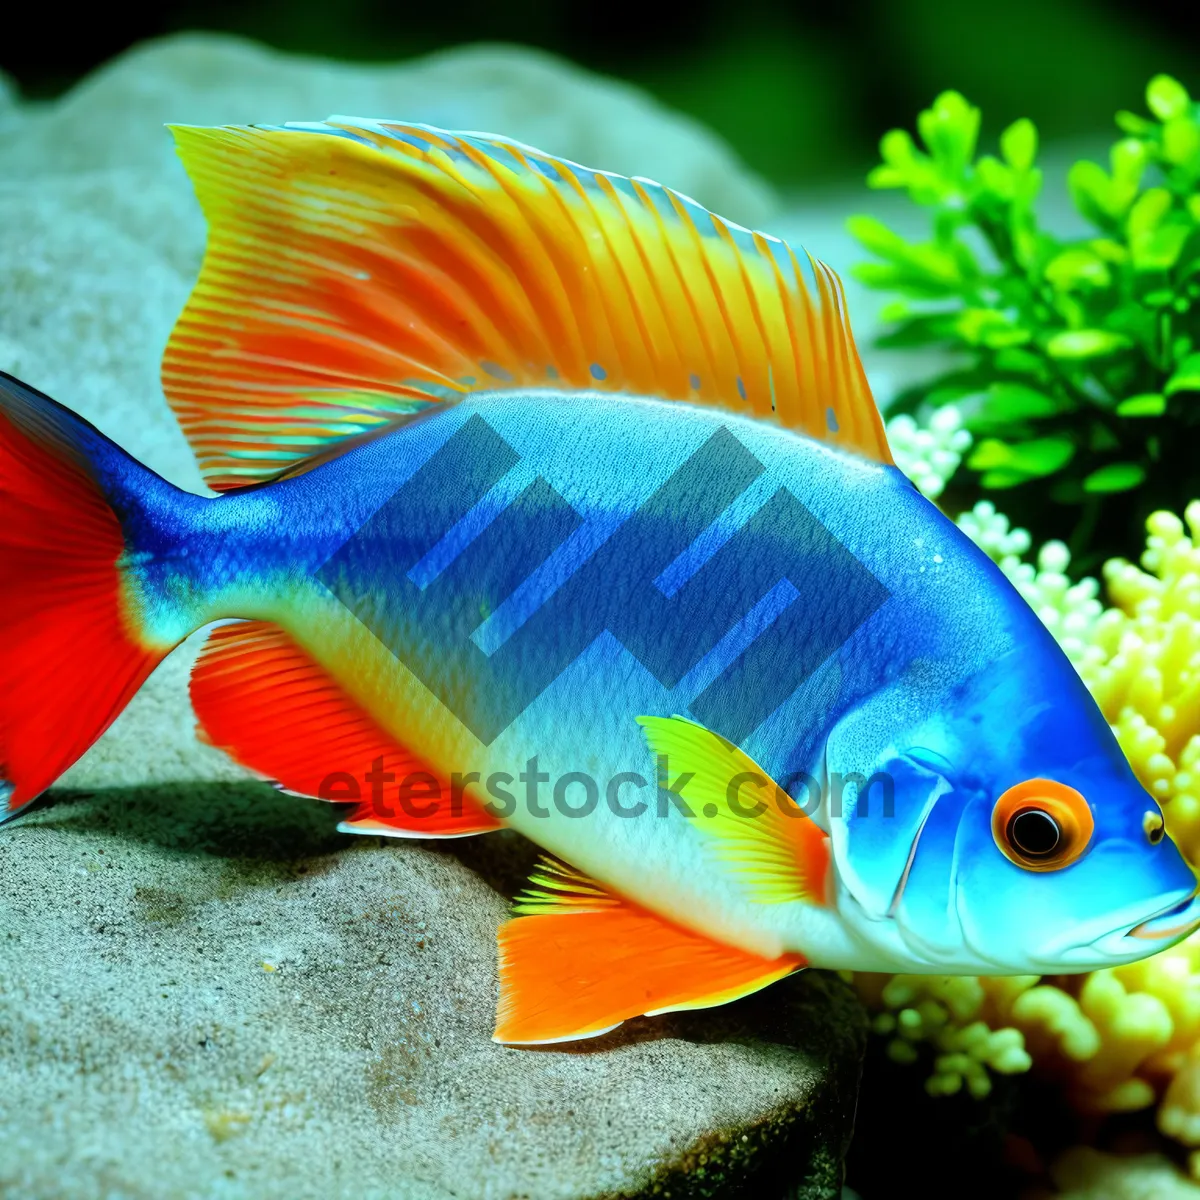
[850, 76, 1200, 570]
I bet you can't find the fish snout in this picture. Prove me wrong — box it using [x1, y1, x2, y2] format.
[1128, 889, 1200, 942]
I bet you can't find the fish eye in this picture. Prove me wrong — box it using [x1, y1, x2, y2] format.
[992, 779, 1094, 872]
[1008, 809, 1060, 857]
[1144, 809, 1165, 845]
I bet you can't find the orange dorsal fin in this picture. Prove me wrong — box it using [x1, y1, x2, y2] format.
[494, 856, 804, 1044]
[165, 119, 890, 490]
[190, 621, 502, 838]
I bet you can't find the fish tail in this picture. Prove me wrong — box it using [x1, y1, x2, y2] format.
[0, 371, 195, 819]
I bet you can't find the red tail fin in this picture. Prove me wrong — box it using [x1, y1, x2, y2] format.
[0, 372, 168, 817]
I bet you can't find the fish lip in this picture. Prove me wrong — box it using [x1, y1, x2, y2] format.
[1127, 889, 1200, 941]
[1029, 884, 1198, 967]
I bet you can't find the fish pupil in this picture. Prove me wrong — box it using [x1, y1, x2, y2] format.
[1009, 808, 1061, 858]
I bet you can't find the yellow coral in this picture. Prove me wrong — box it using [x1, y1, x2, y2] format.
[1046, 1147, 1200, 1198]
[1090, 505, 1200, 864]
[858, 499, 1200, 1167]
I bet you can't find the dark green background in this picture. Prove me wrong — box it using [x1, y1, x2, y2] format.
[3, 0, 1195, 190]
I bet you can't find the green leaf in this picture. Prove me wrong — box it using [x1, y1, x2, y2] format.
[968, 436, 1074, 478]
[1000, 118, 1038, 172]
[975, 155, 1014, 200]
[846, 214, 909, 259]
[1069, 144, 1145, 230]
[1075, 157, 1137, 226]
[1116, 393, 1166, 417]
[993, 348, 1047, 376]
[1115, 110, 1156, 137]
[1068, 161, 1120, 228]
[1132, 222, 1192, 272]
[851, 262, 963, 300]
[875, 314, 957, 348]
[953, 309, 1029, 348]
[1044, 248, 1111, 291]
[1163, 117, 1200, 168]
[981, 383, 1062, 421]
[849, 224, 977, 296]
[872, 129, 949, 204]
[1165, 353, 1200, 395]
[880, 128, 918, 165]
[916, 91, 981, 181]
[1083, 463, 1147, 493]
[866, 165, 907, 189]
[1045, 330, 1132, 359]
[1127, 188, 1171, 240]
[980, 469, 1033, 489]
[1147, 74, 1191, 122]
[869, 129, 928, 192]
[1110, 139, 1148, 188]
[1089, 239, 1128, 264]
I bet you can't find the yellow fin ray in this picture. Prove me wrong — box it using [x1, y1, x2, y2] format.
[637, 714, 830, 906]
[165, 119, 890, 490]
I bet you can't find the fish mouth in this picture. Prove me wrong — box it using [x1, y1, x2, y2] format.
[1127, 890, 1200, 941]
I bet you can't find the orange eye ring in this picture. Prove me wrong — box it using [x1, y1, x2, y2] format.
[992, 778, 1094, 872]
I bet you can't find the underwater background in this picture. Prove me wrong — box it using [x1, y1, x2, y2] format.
[0, 0, 1193, 193]
[4, 2, 1200, 1198]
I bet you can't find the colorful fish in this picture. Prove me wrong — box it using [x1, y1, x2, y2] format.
[2, 118, 1197, 1044]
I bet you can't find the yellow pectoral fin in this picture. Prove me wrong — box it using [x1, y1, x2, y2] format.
[637, 715, 830, 906]
[494, 857, 804, 1045]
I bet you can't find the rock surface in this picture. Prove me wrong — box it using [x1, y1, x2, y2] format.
[0, 783, 866, 1199]
[0, 32, 779, 792]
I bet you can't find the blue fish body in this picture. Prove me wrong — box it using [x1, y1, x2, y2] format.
[114, 389, 1193, 972]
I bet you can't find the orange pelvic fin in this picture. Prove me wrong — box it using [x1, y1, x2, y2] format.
[494, 856, 804, 1045]
[190, 621, 502, 838]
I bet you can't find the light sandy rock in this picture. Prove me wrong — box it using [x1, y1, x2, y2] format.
[0, 33, 777, 790]
[0, 784, 865, 1199]
[0, 34, 776, 226]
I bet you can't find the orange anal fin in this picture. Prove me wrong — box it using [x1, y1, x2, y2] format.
[494, 884, 803, 1044]
[191, 621, 502, 838]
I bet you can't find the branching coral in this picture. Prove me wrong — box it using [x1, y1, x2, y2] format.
[860, 64, 1200, 1191]
[885, 406, 973, 500]
[1045, 1147, 1200, 1199]
[858, 469, 1200, 1159]
[1090, 506, 1200, 867]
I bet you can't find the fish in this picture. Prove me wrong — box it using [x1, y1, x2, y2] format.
[2, 117, 1198, 1045]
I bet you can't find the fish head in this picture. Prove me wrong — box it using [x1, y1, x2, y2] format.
[828, 649, 1200, 974]
[947, 759, 1198, 974]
